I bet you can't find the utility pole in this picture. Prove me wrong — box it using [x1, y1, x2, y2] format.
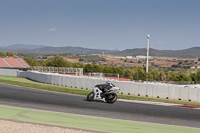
[146, 33, 150, 73]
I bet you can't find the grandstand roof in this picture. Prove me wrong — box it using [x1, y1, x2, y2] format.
[0, 57, 30, 68]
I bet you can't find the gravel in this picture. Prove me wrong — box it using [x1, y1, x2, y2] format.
[0, 119, 95, 133]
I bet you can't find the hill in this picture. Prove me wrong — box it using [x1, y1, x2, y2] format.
[34, 46, 115, 54]
[115, 47, 200, 58]
[4, 44, 46, 49]
[0, 44, 115, 55]
[0, 44, 200, 58]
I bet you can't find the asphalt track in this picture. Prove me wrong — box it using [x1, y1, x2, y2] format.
[0, 83, 200, 128]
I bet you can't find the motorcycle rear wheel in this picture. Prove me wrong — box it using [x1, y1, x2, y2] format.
[87, 92, 95, 101]
[105, 93, 117, 103]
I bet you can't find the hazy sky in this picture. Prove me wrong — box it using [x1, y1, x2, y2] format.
[0, 0, 200, 50]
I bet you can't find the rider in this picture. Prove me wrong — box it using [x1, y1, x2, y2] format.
[104, 81, 114, 92]
[96, 81, 115, 93]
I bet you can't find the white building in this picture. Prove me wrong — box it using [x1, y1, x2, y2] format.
[136, 55, 153, 60]
[114, 56, 126, 59]
[126, 56, 135, 59]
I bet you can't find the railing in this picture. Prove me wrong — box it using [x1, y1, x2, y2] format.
[30, 66, 83, 76]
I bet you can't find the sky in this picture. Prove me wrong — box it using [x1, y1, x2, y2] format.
[0, 0, 200, 50]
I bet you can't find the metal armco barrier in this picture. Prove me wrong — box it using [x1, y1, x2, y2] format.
[15, 71, 200, 102]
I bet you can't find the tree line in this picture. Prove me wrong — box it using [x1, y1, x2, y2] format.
[0, 51, 14, 57]
[23, 56, 200, 84]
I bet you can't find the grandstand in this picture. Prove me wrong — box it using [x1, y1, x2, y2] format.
[17, 58, 30, 67]
[0, 57, 30, 68]
[0, 58, 10, 67]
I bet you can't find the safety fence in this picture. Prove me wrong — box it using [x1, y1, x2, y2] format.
[31, 66, 83, 76]
[17, 71, 200, 102]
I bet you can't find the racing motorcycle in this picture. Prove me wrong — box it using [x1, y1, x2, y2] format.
[87, 84, 120, 103]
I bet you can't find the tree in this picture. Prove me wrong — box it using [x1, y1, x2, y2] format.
[174, 73, 192, 82]
[0, 51, 6, 57]
[166, 72, 176, 81]
[45, 60, 54, 66]
[39, 60, 47, 66]
[103, 66, 112, 73]
[131, 67, 146, 80]
[138, 60, 142, 63]
[24, 57, 40, 66]
[52, 56, 69, 67]
[6, 52, 14, 57]
[190, 70, 200, 83]
[72, 63, 84, 68]
[115, 67, 124, 77]
[160, 71, 166, 81]
[84, 64, 95, 73]
[124, 69, 133, 79]
[147, 72, 153, 81]
[151, 69, 161, 81]
[93, 64, 103, 72]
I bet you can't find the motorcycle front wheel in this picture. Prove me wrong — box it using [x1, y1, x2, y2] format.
[105, 93, 117, 103]
[87, 92, 95, 101]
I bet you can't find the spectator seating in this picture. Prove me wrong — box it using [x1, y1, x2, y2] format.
[4, 57, 23, 68]
[17, 58, 30, 68]
[0, 58, 10, 67]
[0, 57, 30, 68]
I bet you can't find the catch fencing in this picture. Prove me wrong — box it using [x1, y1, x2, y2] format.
[31, 66, 83, 76]
[17, 71, 200, 102]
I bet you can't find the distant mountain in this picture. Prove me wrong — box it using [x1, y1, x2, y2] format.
[115, 47, 200, 58]
[0, 44, 46, 53]
[113, 49, 120, 52]
[0, 44, 115, 55]
[4, 44, 46, 49]
[34, 46, 115, 54]
[0, 44, 200, 58]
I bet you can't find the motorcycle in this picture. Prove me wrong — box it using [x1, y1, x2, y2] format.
[87, 84, 120, 103]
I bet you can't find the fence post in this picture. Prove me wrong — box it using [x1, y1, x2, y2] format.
[167, 85, 170, 99]
[197, 87, 199, 102]
[179, 86, 182, 100]
[156, 84, 158, 97]
[133, 82, 135, 95]
[145, 82, 148, 97]
[118, 74, 119, 81]
[188, 86, 190, 100]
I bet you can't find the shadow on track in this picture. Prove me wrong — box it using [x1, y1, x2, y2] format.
[83, 98, 116, 104]
[83, 98, 105, 103]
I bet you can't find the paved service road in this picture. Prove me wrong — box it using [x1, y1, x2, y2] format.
[0, 83, 200, 128]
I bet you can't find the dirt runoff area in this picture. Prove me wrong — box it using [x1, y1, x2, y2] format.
[0, 119, 97, 133]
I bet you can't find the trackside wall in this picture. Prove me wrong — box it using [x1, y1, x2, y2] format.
[0, 69, 18, 76]
[14, 71, 200, 102]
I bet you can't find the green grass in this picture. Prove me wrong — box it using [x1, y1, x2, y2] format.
[0, 76, 91, 96]
[0, 75, 200, 106]
[1, 105, 200, 133]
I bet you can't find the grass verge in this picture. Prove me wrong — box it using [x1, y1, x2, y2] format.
[0, 75, 199, 106]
